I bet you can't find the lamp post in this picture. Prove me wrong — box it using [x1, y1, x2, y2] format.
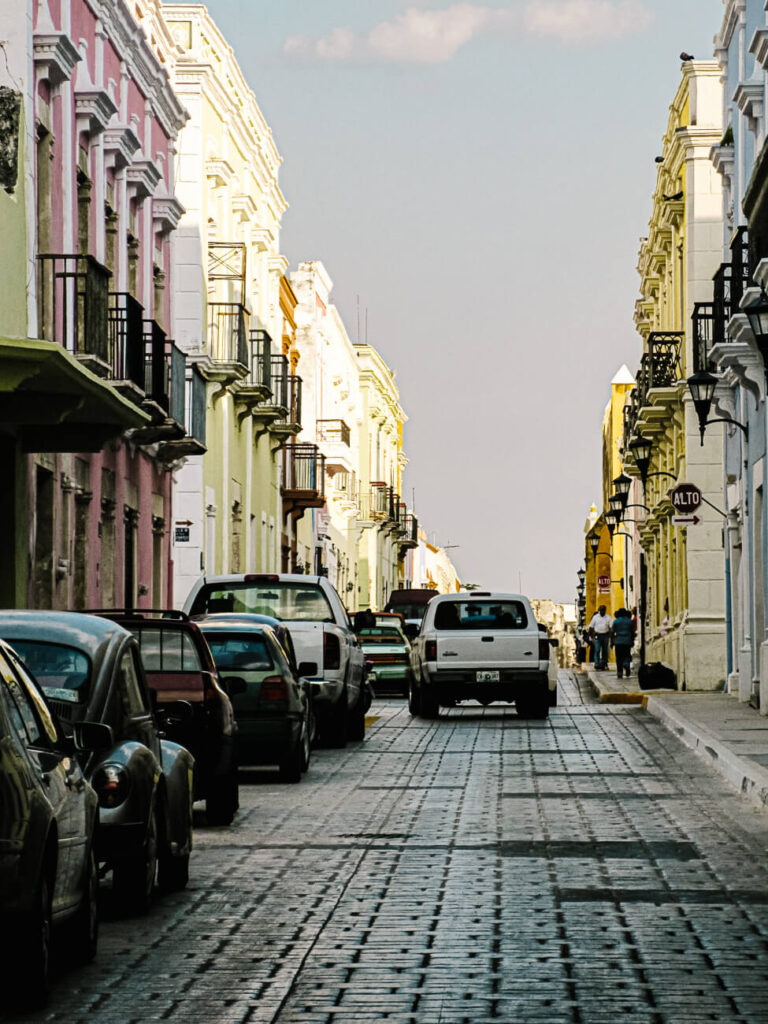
[687, 370, 749, 446]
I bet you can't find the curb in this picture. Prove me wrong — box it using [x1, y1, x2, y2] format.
[643, 695, 768, 809]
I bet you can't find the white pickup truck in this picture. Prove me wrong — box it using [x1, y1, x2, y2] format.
[183, 574, 366, 745]
[408, 592, 558, 719]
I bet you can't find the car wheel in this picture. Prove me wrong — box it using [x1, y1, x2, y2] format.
[158, 852, 190, 893]
[114, 804, 157, 914]
[206, 770, 238, 825]
[348, 690, 366, 742]
[69, 845, 99, 964]
[300, 719, 311, 773]
[325, 688, 348, 748]
[12, 872, 53, 1007]
[407, 679, 421, 716]
[279, 739, 304, 783]
[420, 688, 440, 719]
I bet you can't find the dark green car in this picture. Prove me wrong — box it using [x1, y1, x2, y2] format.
[197, 618, 314, 783]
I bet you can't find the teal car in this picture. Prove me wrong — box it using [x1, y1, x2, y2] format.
[197, 618, 314, 783]
[358, 626, 412, 697]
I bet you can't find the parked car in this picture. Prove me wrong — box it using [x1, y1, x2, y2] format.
[0, 612, 194, 912]
[87, 610, 239, 826]
[196, 617, 315, 781]
[0, 638, 106, 1006]
[408, 593, 557, 719]
[357, 624, 412, 697]
[184, 574, 366, 747]
[384, 588, 436, 637]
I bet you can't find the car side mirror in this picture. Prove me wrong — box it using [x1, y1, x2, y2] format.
[549, 638, 559, 648]
[297, 661, 318, 678]
[162, 700, 194, 725]
[72, 721, 113, 752]
[223, 676, 247, 696]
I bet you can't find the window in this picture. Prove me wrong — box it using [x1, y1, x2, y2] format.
[190, 581, 334, 622]
[0, 652, 41, 745]
[433, 601, 528, 631]
[202, 633, 274, 673]
[5, 649, 59, 743]
[130, 628, 202, 672]
[9, 640, 91, 704]
[117, 649, 147, 718]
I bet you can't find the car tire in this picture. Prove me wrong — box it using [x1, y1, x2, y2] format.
[300, 719, 312, 773]
[158, 851, 190, 892]
[348, 690, 366, 742]
[206, 770, 239, 825]
[407, 679, 421, 716]
[69, 845, 99, 964]
[517, 694, 550, 720]
[420, 687, 439, 719]
[12, 872, 53, 1007]
[114, 804, 157, 914]
[325, 688, 348, 748]
[279, 739, 304, 783]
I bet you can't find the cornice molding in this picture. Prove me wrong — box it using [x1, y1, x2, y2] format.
[153, 194, 185, 234]
[33, 31, 81, 86]
[75, 87, 118, 136]
[126, 157, 162, 199]
[103, 122, 141, 169]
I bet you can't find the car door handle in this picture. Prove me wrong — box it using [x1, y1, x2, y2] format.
[481, 637, 494, 642]
[443, 651, 458, 657]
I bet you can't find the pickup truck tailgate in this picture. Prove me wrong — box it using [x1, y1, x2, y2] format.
[435, 631, 537, 670]
[282, 621, 324, 671]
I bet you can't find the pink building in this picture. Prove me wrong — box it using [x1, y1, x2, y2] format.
[0, 0, 204, 609]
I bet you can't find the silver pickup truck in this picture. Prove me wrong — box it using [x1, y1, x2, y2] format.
[409, 592, 558, 719]
[184, 574, 366, 746]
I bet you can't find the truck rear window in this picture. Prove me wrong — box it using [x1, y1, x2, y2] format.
[433, 601, 528, 630]
[203, 634, 274, 672]
[190, 582, 334, 622]
[129, 628, 203, 672]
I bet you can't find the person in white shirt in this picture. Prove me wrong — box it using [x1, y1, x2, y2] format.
[588, 605, 613, 670]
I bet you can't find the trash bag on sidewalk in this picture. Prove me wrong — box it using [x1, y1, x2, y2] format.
[638, 661, 676, 690]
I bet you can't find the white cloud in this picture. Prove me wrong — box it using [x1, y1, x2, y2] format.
[283, 1, 654, 64]
[523, 0, 655, 44]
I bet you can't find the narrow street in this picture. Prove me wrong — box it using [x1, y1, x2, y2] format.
[13, 674, 768, 1024]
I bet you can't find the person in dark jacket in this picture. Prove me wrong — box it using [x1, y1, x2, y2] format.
[611, 608, 634, 678]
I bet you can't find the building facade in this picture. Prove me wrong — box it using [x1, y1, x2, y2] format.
[0, 0, 199, 611]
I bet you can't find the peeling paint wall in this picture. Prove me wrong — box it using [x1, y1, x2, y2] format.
[0, 86, 21, 194]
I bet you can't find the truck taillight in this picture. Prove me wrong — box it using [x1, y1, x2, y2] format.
[259, 676, 289, 702]
[425, 640, 437, 661]
[324, 632, 341, 670]
[539, 637, 550, 660]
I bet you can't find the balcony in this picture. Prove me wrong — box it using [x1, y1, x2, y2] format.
[201, 301, 249, 383]
[269, 362, 303, 444]
[317, 418, 353, 473]
[399, 513, 419, 554]
[37, 253, 111, 374]
[157, 366, 207, 461]
[632, 332, 682, 438]
[281, 443, 326, 518]
[131, 320, 185, 444]
[108, 292, 145, 400]
[234, 329, 272, 421]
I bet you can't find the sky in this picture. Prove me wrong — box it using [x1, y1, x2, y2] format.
[199, 0, 725, 601]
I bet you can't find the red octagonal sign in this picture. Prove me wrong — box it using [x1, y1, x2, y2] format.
[671, 483, 702, 512]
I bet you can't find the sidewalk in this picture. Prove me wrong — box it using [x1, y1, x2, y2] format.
[578, 664, 768, 809]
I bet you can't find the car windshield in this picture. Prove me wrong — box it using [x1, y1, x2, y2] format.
[389, 602, 430, 621]
[202, 633, 275, 672]
[433, 601, 528, 630]
[8, 640, 91, 704]
[128, 627, 203, 672]
[191, 582, 334, 622]
[359, 628, 405, 645]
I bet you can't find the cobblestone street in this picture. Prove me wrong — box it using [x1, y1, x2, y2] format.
[11, 672, 768, 1024]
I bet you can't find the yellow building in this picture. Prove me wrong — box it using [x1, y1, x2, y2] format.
[622, 61, 726, 689]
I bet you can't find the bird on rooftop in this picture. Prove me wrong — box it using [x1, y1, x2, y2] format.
[680, 52, 694, 61]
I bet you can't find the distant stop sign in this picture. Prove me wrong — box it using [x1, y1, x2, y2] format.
[671, 483, 702, 512]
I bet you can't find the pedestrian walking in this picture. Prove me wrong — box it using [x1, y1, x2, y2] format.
[611, 608, 634, 679]
[588, 604, 613, 670]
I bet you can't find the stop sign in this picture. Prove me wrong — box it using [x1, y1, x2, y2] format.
[670, 483, 702, 512]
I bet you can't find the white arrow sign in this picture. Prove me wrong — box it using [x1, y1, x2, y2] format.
[672, 514, 701, 526]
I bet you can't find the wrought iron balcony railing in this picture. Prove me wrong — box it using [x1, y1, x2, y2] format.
[282, 444, 326, 515]
[37, 253, 111, 368]
[269, 354, 289, 409]
[207, 301, 249, 368]
[692, 228, 752, 373]
[638, 332, 682, 404]
[317, 419, 351, 446]
[692, 302, 715, 373]
[400, 513, 419, 549]
[108, 291, 145, 389]
[186, 366, 206, 445]
[246, 329, 272, 390]
[143, 319, 185, 424]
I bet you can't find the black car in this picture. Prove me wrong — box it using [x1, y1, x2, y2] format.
[90, 610, 239, 826]
[0, 612, 195, 913]
[0, 638, 105, 1006]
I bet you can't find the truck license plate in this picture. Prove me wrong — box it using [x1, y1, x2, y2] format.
[476, 671, 499, 682]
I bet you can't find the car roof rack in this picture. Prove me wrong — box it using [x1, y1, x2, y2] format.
[84, 608, 190, 622]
